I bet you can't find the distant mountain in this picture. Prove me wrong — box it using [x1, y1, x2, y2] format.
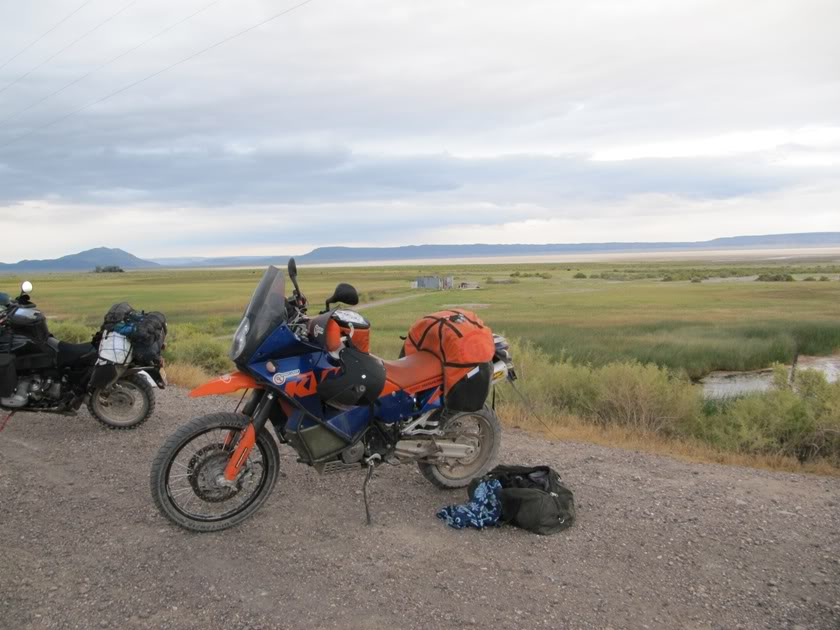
[152, 232, 840, 267]
[3, 233, 838, 273]
[0, 247, 159, 273]
[151, 255, 285, 268]
[703, 233, 840, 248]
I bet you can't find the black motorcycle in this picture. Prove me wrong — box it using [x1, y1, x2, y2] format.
[0, 281, 165, 429]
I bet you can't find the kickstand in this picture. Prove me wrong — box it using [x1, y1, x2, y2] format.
[362, 460, 376, 525]
[0, 411, 15, 432]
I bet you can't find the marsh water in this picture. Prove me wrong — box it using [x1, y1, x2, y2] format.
[701, 355, 840, 399]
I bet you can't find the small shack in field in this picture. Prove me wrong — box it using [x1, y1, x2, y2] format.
[416, 276, 442, 289]
[413, 275, 455, 290]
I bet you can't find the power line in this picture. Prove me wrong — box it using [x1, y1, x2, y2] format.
[0, 0, 317, 150]
[0, 0, 141, 97]
[0, 0, 96, 73]
[0, 0, 226, 128]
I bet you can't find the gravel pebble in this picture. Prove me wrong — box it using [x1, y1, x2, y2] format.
[0, 386, 838, 629]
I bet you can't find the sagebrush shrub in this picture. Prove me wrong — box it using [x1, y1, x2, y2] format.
[165, 335, 231, 373]
[503, 339, 839, 463]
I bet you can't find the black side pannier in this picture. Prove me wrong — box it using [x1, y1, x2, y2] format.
[0, 353, 17, 398]
[445, 362, 493, 412]
[469, 464, 576, 535]
[128, 311, 167, 365]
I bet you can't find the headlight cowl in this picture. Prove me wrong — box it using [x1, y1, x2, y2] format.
[230, 317, 250, 360]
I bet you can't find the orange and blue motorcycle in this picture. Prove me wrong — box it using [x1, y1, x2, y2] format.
[150, 259, 515, 532]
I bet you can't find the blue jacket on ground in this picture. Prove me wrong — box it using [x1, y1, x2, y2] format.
[436, 479, 503, 530]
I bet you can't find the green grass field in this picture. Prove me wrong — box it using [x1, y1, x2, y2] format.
[4, 260, 840, 378]
[5, 259, 840, 469]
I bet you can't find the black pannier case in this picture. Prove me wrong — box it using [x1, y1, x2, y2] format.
[0, 354, 17, 398]
[446, 362, 492, 412]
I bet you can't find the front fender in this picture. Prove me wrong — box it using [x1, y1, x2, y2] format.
[143, 367, 167, 389]
[134, 369, 159, 390]
[189, 371, 261, 398]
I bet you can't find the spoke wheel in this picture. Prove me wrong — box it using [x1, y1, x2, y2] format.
[151, 413, 279, 532]
[88, 374, 154, 429]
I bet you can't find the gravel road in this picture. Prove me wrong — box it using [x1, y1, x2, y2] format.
[1, 387, 838, 630]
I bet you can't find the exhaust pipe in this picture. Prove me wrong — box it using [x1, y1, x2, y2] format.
[394, 439, 476, 460]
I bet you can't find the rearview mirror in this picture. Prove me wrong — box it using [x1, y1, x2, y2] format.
[287, 258, 297, 279]
[20, 281, 33, 294]
[326, 283, 359, 310]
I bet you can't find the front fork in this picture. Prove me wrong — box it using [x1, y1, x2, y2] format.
[222, 390, 275, 482]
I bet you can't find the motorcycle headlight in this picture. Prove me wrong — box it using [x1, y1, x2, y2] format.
[230, 317, 250, 360]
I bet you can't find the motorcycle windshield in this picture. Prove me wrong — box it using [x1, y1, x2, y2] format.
[233, 266, 288, 363]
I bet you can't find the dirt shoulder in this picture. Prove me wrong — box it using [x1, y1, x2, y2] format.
[1, 387, 838, 630]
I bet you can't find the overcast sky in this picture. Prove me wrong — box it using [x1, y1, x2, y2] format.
[0, 0, 838, 260]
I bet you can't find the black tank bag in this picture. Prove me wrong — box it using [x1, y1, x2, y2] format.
[469, 464, 575, 535]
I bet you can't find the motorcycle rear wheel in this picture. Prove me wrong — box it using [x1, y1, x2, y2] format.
[418, 407, 501, 489]
[150, 412, 280, 532]
[88, 374, 154, 430]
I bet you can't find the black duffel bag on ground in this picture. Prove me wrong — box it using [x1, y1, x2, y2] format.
[469, 464, 576, 535]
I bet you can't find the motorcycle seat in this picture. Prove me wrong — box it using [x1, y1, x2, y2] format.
[379, 350, 443, 394]
[57, 341, 96, 368]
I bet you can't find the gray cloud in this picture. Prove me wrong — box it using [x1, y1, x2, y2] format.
[0, 133, 819, 207]
[0, 0, 838, 259]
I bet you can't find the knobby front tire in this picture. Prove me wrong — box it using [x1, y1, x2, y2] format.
[150, 412, 280, 532]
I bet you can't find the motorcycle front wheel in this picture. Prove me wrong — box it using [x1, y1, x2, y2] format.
[88, 374, 155, 429]
[150, 412, 280, 532]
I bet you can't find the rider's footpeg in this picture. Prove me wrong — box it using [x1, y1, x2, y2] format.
[401, 412, 442, 436]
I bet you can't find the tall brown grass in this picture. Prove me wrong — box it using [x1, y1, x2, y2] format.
[497, 402, 839, 477]
[500, 339, 840, 473]
[164, 362, 214, 390]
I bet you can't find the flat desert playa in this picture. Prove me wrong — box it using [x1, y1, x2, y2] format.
[170, 247, 840, 270]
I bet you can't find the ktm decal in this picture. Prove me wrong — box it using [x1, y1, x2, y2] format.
[283, 368, 339, 398]
[284, 372, 317, 397]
